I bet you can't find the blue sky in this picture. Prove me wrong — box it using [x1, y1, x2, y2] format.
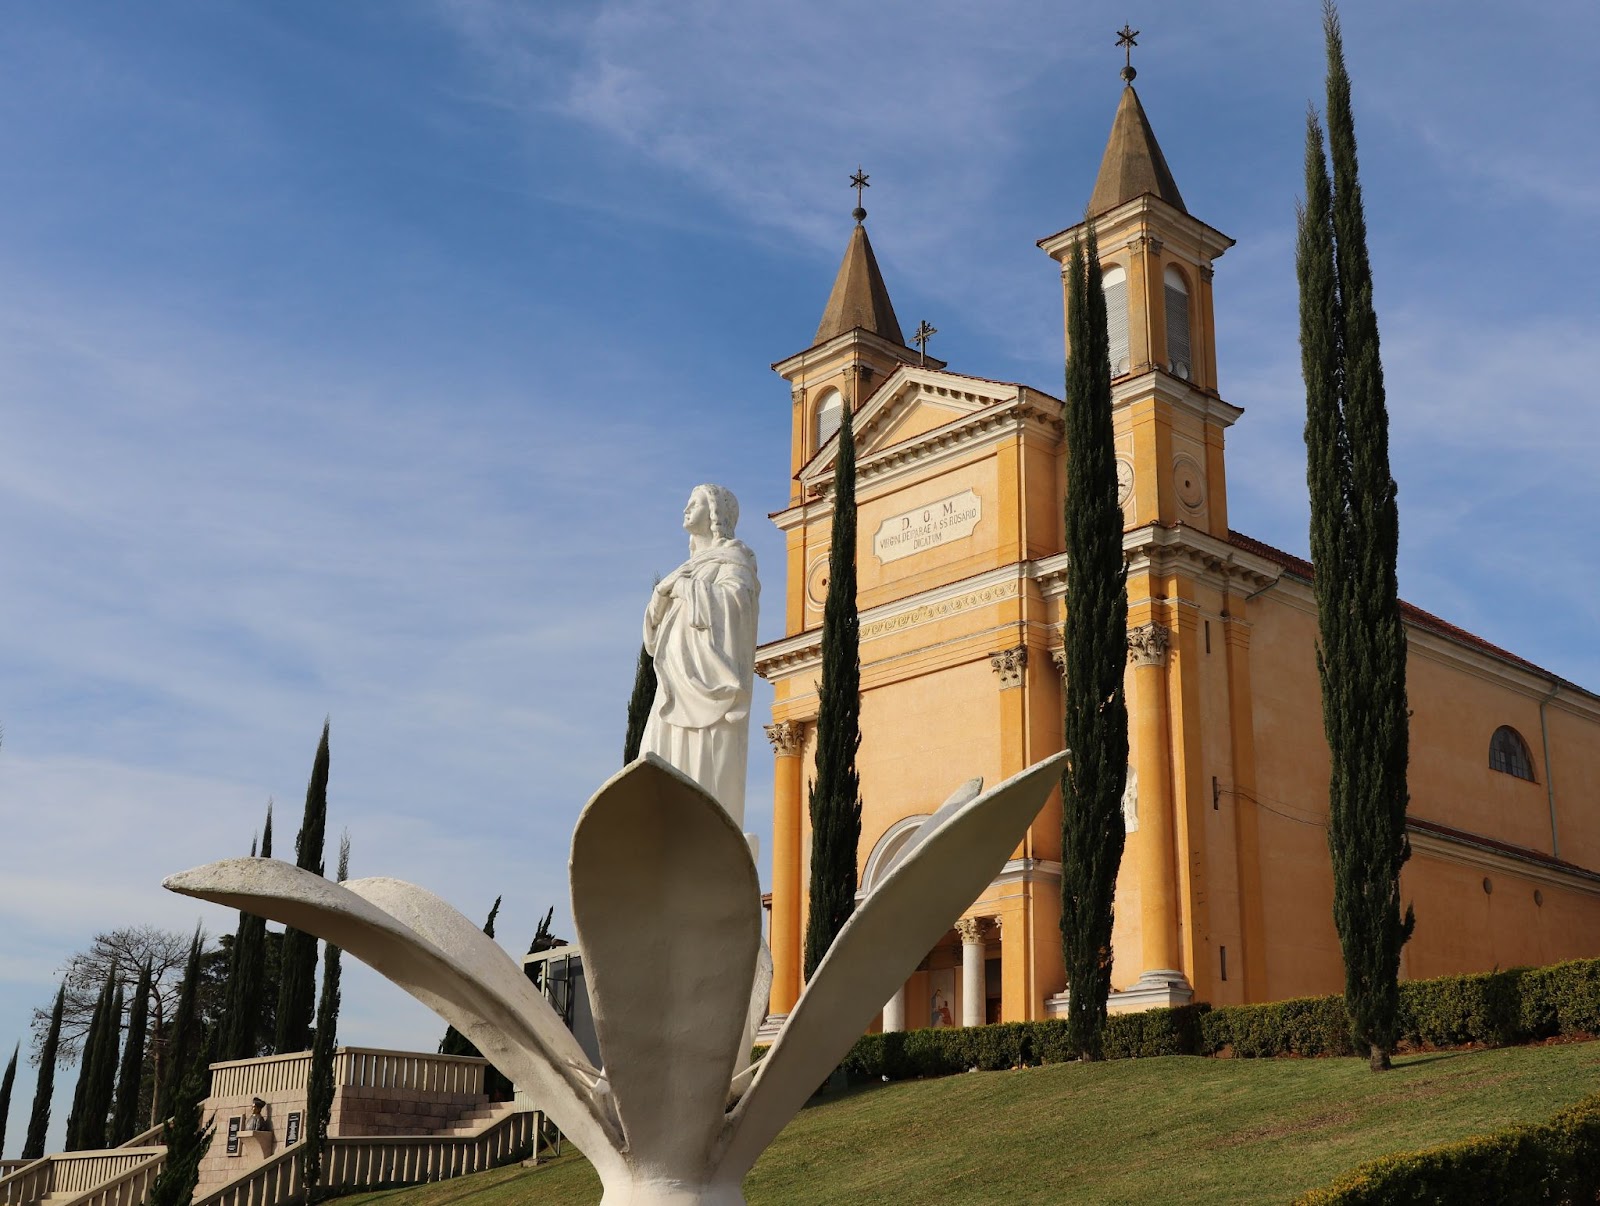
[2, 0, 1597, 1154]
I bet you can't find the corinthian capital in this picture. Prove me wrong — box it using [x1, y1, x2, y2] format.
[988, 646, 1028, 690]
[1126, 622, 1171, 667]
[763, 720, 807, 756]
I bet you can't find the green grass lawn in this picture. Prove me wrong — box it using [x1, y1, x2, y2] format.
[338, 1039, 1600, 1205]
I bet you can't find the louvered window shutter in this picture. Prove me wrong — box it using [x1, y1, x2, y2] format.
[1104, 274, 1130, 377]
[1163, 266, 1192, 380]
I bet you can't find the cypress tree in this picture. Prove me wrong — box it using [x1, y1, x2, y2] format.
[23, 986, 64, 1159]
[110, 964, 151, 1145]
[803, 400, 863, 981]
[302, 835, 348, 1201]
[144, 1054, 213, 1206]
[219, 803, 273, 1062]
[1, 1043, 18, 1159]
[158, 930, 205, 1120]
[622, 643, 657, 764]
[1298, 2, 1412, 1072]
[65, 971, 114, 1149]
[1058, 224, 1130, 1061]
[276, 723, 330, 1053]
[82, 980, 123, 1148]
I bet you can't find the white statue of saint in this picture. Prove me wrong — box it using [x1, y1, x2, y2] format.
[641, 484, 760, 827]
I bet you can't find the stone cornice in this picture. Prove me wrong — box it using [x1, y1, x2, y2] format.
[1409, 823, 1600, 897]
[770, 327, 940, 377]
[1038, 194, 1236, 263]
[756, 562, 1031, 680]
[1113, 367, 1244, 430]
[779, 374, 1063, 526]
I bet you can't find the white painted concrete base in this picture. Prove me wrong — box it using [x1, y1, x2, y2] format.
[1107, 969, 1195, 1012]
[600, 1178, 745, 1205]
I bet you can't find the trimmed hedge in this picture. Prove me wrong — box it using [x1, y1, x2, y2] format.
[1294, 1091, 1600, 1205]
[836, 1008, 1207, 1081]
[821, 957, 1600, 1082]
[1520, 958, 1600, 1039]
[1202, 995, 1353, 1058]
[1398, 967, 1525, 1048]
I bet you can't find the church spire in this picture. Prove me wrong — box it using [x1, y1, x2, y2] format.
[1086, 35, 1187, 219]
[814, 168, 905, 346]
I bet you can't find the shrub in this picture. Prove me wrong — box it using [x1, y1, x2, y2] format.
[822, 955, 1600, 1087]
[1398, 968, 1526, 1049]
[1103, 1005, 1206, 1059]
[1294, 1092, 1600, 1205]
[1202, 995, 1353, 1058]
[1520, 959, 1600, 1040]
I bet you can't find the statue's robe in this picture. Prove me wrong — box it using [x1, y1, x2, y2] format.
[642, 538, 760, 826]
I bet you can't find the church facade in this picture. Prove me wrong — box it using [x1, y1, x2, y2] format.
[756, 79, 1600, 1032]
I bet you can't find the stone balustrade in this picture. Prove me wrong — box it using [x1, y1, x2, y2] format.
[195, 1107, 541, 1206]
[0, 1149, 163, 1206]
[207, 1047, 486, 1100]
[334, 1048, 485, 1096]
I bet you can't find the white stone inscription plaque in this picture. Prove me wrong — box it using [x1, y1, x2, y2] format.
[873, 489, 983, 563]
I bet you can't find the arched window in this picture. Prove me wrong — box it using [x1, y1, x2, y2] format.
[815, 387, 843, 450]
[1102, 264, 1130, 377]
[1489, 726, 1535, 781]
[1164, 265, 1191, 380]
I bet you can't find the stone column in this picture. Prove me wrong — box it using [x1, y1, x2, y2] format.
[764, 720, 807, 1015]
[1123, 622, 1193, 1006]
[882, 985, 906, 1033]
[956, 917, 986, 1027]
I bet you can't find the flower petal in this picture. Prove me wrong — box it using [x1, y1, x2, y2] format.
[163, 858, 624, 1177]
[570, 755, 761, 1180]
[876, 777, 983, 885]
[717, 751, 1068, 1178]
[728, 940, 774, 1105]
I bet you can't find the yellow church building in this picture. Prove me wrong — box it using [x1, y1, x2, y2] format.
[755, 75, 1600, 1034]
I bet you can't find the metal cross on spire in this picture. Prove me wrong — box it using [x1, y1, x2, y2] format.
[1116, 23, 1139, 83]
[850, 167, 870, 223]
[911, 319, 937, 366]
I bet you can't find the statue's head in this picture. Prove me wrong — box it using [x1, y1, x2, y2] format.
[688, 484, 739, 540]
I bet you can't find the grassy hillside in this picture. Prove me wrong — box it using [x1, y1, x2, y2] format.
[339, 1040, 1600, 1205]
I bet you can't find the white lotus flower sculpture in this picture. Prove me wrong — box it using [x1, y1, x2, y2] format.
[165, 749, 1067, 1205]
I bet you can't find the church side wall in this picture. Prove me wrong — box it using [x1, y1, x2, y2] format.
[1245, 580, 1600, 1001]
[1547, 702, 1600, 871]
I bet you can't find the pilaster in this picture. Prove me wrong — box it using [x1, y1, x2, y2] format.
[765, 720, 808, 1014]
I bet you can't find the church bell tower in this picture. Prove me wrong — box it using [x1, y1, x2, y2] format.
[1038, 43, 1243, 1008]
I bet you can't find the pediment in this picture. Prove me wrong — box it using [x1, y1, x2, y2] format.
[798, 367, 1056, 490]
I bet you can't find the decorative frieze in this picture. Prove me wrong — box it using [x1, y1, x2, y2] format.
[1127, 622, 1171, 667]
[763, 720, 807, 756]
[989, 645, 1028, 689]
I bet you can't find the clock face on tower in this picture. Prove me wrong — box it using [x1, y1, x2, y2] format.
[1115, 458, 1135, 507]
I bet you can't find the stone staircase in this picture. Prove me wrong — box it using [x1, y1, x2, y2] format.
[0, 1049, 557, 1206]
[430, 1100, 520, 1139]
